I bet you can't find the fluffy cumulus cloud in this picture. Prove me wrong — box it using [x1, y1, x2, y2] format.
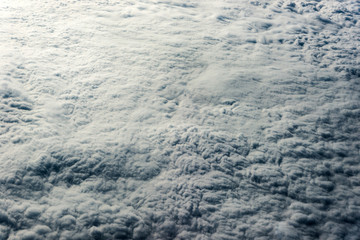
[1, 0, 360, 239]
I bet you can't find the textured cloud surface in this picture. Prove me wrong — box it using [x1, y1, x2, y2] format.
[1, 0, 360, 239]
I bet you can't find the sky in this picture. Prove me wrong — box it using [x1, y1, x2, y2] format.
[0, 0, 360, 239]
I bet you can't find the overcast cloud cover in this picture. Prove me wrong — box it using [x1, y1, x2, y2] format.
[0, 0, 360, 239]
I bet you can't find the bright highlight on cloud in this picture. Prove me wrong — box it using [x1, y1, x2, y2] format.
[1, 0, 359, 239]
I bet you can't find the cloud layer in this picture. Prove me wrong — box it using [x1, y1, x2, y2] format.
[1, 0, 359, 239]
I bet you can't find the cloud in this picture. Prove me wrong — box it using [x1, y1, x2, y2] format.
[1, 0, 359, 239]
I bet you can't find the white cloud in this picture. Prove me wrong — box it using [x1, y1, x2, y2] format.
[1, 0, 359, 239]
